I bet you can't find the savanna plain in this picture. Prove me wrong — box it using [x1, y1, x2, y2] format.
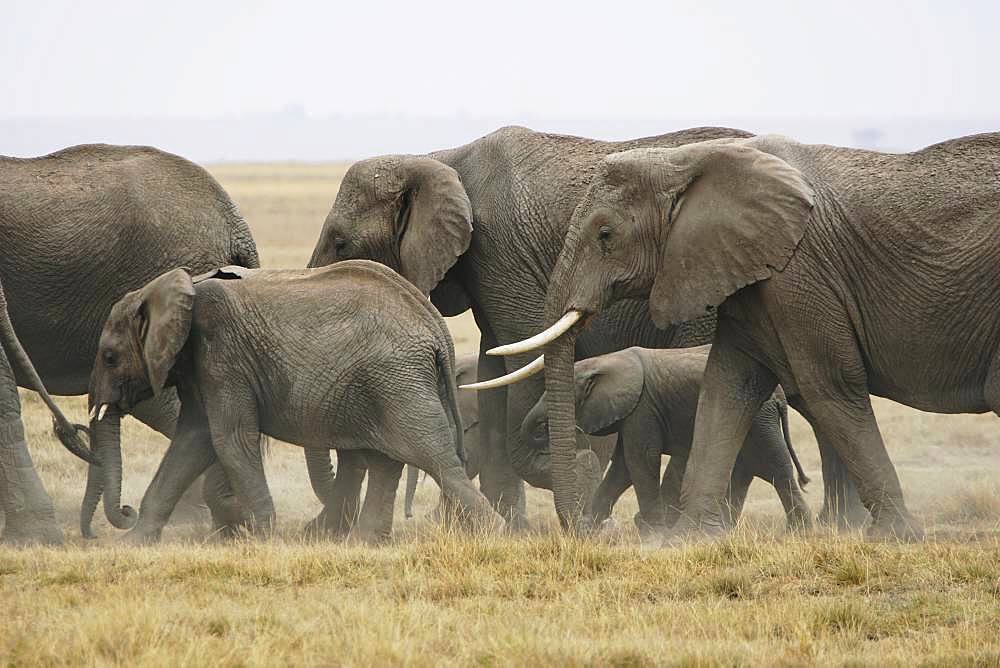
[3, 162, 1000, 666]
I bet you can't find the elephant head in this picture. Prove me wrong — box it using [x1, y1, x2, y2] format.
[82, 268, 195, 537]
[522, 349, 644, 448]
[308, 156, 474, 315]
[482, 137, 814, 528]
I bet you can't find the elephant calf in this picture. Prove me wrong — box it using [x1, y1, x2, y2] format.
[87, 261, 502, 544]
[522, 346, 812, 537]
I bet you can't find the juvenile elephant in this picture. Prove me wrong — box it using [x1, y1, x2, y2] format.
[492, 132, 1000, 540]
[88, 262, 501, 544]
[521, 346, 812, 537]
[1, 144, 260, 537]
[0, 280, 94, 544]
[308, 125, 861, 530]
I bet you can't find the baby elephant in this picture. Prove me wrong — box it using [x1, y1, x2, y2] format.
[87, 261, 501, 544]
[522, 346, 812, 536]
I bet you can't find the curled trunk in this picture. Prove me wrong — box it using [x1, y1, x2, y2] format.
[90, 412, 136, 530]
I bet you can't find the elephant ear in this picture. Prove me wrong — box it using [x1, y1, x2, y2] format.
[137, 268, 195, 395]
[611, 141, 814, 328]
[576, 351, 644, 435]
[395, 157, 474, 301]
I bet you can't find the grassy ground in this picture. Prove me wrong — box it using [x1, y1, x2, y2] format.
[3, 163, 999, 665]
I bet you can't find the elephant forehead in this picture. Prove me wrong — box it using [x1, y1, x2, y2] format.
[344, 157, 406, 200]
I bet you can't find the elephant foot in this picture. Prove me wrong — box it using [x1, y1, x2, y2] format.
[865, 513, 923, 543]
[658, 515, 729, 548]
[785, 507, 815, 533]
[303, 506, 351, 540]
[1, 510, 64, 546]
[121, 527, 162, 546]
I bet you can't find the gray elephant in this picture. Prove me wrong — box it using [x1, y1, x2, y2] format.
[87, 263, 501, 544]
[305, 125, 864, 529]
[1, 144, 260, 538]
[491, 132, 1000, 540]
[403, 353, 481, 519]
[0, 280, 95, 544]
[521, 346, 812, 536]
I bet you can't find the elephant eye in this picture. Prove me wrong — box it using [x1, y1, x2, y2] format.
[333, 237, 348, 256]
[598, 225, 612, 242]
[103, 350, 118, 367]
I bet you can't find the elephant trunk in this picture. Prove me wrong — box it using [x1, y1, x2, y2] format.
[80, 457, 103, 539]
[91, 410, 136, 530]
[544, 334, 584, 529]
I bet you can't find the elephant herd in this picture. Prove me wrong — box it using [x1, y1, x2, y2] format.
[0, 127, 997, 546]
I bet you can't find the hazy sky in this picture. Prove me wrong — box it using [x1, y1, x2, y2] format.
[3, 0, 999, 121]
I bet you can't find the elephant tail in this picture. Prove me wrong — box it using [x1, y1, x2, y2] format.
[436, 348, 466, 466]
[780, 401, 810, 488]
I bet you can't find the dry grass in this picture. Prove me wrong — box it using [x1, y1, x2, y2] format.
[3, 163, 999, 665]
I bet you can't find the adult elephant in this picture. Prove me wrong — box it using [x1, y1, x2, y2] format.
[0, 144, 260, 537]
[490, 133, 1000, 539]
[307, 126, 861, 529]
[0, 279, 95, 544]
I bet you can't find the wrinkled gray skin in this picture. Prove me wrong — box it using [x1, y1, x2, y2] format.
[522, 346, 812, 538]
[533, 133, 1000, 540]
[88, 262, 501, 544]
[403, 353, 481, 519]
[0, 144, 260, 539]
[308, 126, 860, 530]
[0, 279, 96, 544]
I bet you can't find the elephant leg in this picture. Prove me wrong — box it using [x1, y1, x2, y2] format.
[476, 342, 528, 529]
[743, 404, 813, 530]
[0, 347, 62, 545]
[131, 390, 222, 525]
[788, 396, 867, 529]
[356, 451, 404, 544]
[206, 398, 273, 535]
[124, 409, 216, 544]
[404, 464, 421, 519]
[676, 326, 778, 534]
[722, 456, 754, 529]
[202, 464, 246, 537]
[591, 434, 630, 525]
[305, 450, 365, 538]
[796, 394, 918, 540]
[659, 454, 687, 529]
[621, 420, 668, 536]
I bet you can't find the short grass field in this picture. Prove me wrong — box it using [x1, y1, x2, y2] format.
[3, 163, 999, 666]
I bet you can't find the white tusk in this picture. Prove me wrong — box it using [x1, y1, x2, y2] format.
[487, 311, 582, 356]
[97, 404, 109, 422]
[460, 355, 545, 390]
[89, 405, 98, 421]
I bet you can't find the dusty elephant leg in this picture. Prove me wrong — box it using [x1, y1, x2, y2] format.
[207, 400, 273, 536]
[659, 454, 687, 529]
[722, 457, 754, 529]
[476, 345, 528, 529]
[743, 404, 814, 531]
[0, 346, 62, 545]
[817, 441, 868, 529]
[788, 394, 867, 529]
[202, 464, 246, 538]
[0, 417, 63, 545]
[356, 451, 404, 544]
[798, 395, 919, 541]
[305, 449, 365, 538]
[591, 434, 630, 526]
[621, 422, 669, 537]
[124, 410, 217, 544]
[675, 331, 778, 535]
[404, 464, 421, 519]
[131, 391, 220, 525]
